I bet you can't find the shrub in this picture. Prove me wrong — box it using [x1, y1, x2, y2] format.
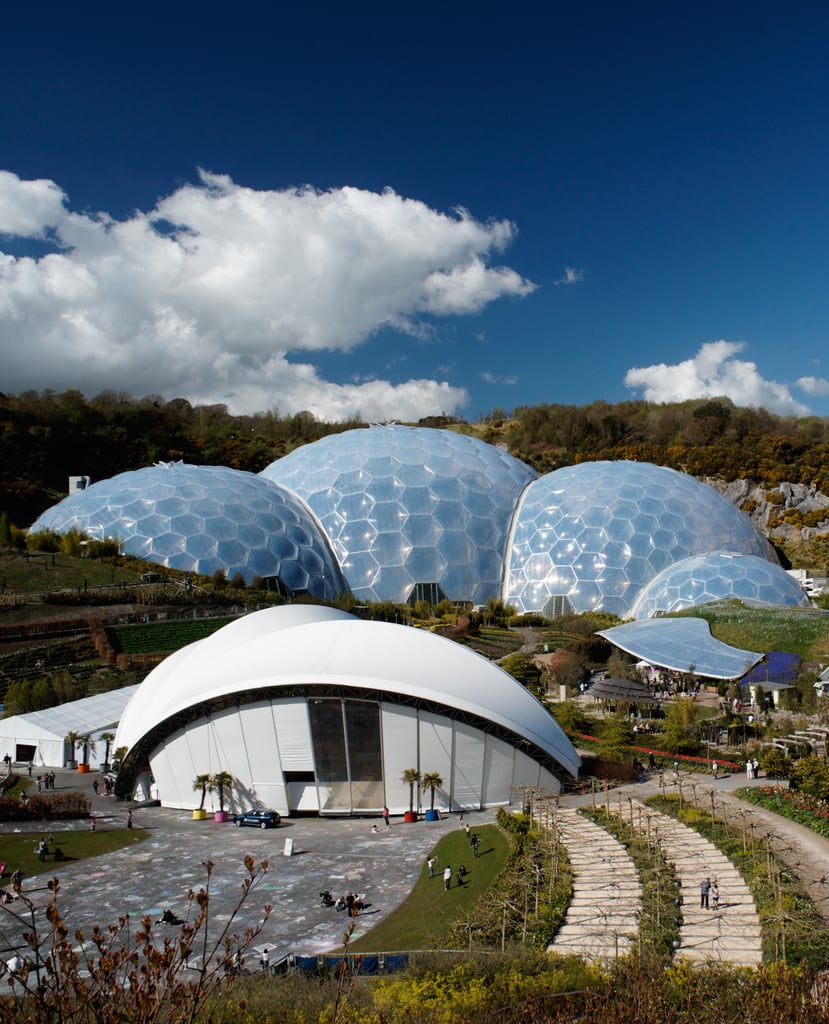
[0, 790, 91, 821]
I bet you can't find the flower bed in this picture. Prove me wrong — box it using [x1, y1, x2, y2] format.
[739, 784, 829, 840]
[572, 732, 740, 771]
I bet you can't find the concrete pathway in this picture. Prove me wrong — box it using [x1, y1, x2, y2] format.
[547, 809, 641, 962]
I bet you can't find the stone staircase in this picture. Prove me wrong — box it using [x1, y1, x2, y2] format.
[548, 804, 762, 967]
[547, 809, 641, 961]
[645, 805, 762, 966]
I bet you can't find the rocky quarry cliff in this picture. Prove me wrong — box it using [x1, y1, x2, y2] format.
[705, 479, 829, 542]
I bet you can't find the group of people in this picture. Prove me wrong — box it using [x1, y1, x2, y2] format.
[35, 772, 56, 793]
[462, 824, 480, 857]
[442, 864, 467, 890]
[699, 876, 720, 911]
[746, 758, 761, 779]
[321, 890, 367, 916]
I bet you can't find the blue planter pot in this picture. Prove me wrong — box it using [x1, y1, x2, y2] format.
[425, 809, 439, 821]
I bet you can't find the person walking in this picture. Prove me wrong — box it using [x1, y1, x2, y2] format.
[382, 806, 390, 828]
[427, 856, 437, 878]
[443, 865, 452, 891]
[700, 876, 711, 910]
[711, 881, 720, 911]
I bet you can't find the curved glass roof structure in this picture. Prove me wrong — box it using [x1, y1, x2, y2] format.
[597, 618, 764, 680]
[29, 462, 346, 596]
[261, 424, 537, 604]
[630, 551, 811, 619]
[505, 461, 776, 618]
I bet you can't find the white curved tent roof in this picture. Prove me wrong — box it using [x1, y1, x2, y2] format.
[117, 605, 579, 777]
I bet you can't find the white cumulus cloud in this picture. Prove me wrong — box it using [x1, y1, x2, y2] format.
[554, 266, 584, 286]
[796, 375, 829, 397]
[624, 340, 812, 416]
[0, 169, 536, 419]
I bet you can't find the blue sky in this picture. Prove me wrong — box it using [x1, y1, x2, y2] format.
[2, 2, 829, 422]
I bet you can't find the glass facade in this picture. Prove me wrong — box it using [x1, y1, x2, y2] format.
[28, 462, 346, 596]
[261, 424, 537, 604]
[505, 461, 776, 618]
[308, 698, 383, 812]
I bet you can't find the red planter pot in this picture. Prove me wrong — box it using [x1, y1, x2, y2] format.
[403, 810, 418, 823]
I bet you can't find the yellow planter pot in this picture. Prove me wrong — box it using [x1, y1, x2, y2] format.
[192, 808, 208, 820]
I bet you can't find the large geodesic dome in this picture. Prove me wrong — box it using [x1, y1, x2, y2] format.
[504, 461, 776, 618]
[28, 463, 347, 597]
[629, 552, 811, 619]
[260, 424, 537, 604]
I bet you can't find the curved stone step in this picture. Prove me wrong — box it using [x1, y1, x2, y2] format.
[547, 809, 642, 962]
[641, 804, 762, 967]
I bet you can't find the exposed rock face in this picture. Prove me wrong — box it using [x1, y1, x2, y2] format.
[703, 478, 829, 540]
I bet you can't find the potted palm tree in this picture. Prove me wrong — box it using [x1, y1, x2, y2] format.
[192, 773, 211, 820]
[65, 730, 81, 770]
[79, 734, 96, 773]
[99, 732, 116, 772]
[211, 771, 234, 822]
[401, 768, 420, 823]
[421, 771, 444, 821]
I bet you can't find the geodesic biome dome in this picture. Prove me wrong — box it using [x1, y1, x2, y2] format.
[28, 463, 347, 596]
[629, 551, 811, 619]
[504, 461, 777, 618]
[260, 424, 537, 605]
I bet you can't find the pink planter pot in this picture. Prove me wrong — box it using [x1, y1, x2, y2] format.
[213, 810, 230, 823]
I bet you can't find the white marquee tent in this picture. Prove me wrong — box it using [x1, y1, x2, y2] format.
[0, 687, 139, 769]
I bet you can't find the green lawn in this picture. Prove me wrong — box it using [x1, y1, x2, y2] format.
[680, 602, 829, 662]
[0, 550, 141, 596]
[0, 827, 150, 886]
[345, 823, 509, 953]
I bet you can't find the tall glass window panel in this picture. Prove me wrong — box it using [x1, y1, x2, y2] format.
[345, 700, 383, 810]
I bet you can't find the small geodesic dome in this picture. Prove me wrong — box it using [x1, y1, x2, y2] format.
[629, 551, 811, 619]
[28, 462, 346, 596]
[260, 424, 537, 604]
[504, 461, 777, 618]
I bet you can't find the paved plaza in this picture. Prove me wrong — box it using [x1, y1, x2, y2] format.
[1, 769, 494, 964]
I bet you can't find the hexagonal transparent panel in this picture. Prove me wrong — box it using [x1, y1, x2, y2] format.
[630, 552, 811, 619]
[505, 461, 775, 618]
[29, 462, 346, 596]
[261, 424, 537, 604]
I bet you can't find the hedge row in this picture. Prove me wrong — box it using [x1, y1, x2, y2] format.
[0, 791, 91, 821]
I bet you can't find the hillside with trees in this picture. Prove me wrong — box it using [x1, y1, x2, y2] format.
[2, 391, 828, 570]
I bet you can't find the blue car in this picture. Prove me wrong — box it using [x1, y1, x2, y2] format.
[232, 809, 281, 829]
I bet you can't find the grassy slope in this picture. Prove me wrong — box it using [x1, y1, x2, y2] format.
[345, 824, 509, 953]
[682, 602, 829, 663]
[1, 551, 141, 596]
